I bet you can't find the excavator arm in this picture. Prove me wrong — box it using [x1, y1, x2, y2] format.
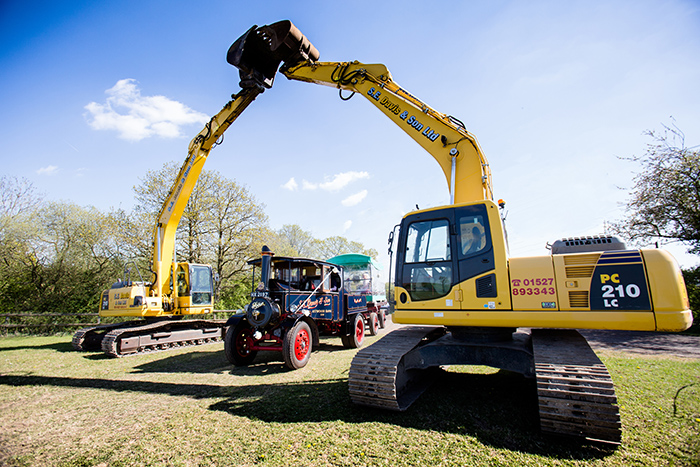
[151, 87, 262, 302]
[281, 61, 493, 204]
[150, 21, 320, 305]
[226, 21, 492, 205]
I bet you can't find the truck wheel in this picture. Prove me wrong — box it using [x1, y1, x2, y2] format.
[283, 321, 312, 370]
[225, 321, 257, 366]
[341, 313, 365, 349]
[368, 312, 379, 336]
[378, 309, 386, 329]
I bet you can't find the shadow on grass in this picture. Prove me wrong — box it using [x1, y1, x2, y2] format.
[132, 349, 289, 376]
[130, 338, 354, 376]
[0, 369, 614, 461]
[0, 341, 75, 353]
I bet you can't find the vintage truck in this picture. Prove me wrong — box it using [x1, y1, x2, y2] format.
[223, 247, 384, 370]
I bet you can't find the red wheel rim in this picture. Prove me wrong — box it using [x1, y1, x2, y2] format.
[236, 329, 253, 356]
[294, 328, 310, 360]
[355, 316, 364, 343]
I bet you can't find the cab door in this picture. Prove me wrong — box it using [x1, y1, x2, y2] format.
[396, 208, 458, 310]
[454, 203, 497, 308]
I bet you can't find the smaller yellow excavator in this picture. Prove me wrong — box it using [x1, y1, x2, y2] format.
[72, 29, 319, 357]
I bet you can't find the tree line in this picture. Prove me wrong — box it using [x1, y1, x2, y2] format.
[1, 124, 697, 331]
[0, 162, 377, 315]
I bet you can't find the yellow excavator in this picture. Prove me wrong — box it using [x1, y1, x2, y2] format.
[72, 31, 319, 357]
[226, 20, 692, 444]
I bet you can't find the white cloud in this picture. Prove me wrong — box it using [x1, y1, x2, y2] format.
[302, 180, 317, 190]
[343, 220, 352, 231]
[298, 171, 370, 192]
[341, 190, 367, 207]
[319, 171, 369, 191]
[84, 79, 209, 141]
[282, 177, 298, 191]
[37, 165, 58, 176]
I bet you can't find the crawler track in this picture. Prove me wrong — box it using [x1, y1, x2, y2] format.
[348, 325, 621, 445]
[72, 322, 140, 351]
[348, 326, 441, 410]
[532, 329, 621, 445]
[73, 319, 226, 357]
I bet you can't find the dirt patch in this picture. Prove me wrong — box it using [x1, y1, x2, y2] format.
[578, 329, 700, 359]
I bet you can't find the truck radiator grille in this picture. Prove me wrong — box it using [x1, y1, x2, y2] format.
[568, 291, 589, 308]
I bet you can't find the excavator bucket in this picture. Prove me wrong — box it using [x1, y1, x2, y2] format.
[227, 20, 319, 89]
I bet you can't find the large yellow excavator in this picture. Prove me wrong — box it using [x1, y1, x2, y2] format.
[227, 20, 692, 444]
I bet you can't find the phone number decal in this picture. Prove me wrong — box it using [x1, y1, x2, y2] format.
[511, 278, 555, 296]
[512, 287, 555, 296]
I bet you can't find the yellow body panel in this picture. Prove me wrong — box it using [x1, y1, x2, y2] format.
[509, 256, 558, 310]
[643, 249, 693, 331]
[394, 237, 692, 332]
[394, 309, 657, 330]
[98, 284, 161, 318]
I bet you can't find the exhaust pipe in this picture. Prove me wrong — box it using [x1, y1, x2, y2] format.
[259, 245, 274, 290]
[227, 20, 320, 89]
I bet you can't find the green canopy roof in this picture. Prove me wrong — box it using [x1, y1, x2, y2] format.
[326, 253, 382, 270]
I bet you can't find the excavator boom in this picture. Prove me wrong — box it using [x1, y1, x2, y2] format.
[282, 61, 493, 204]
[226, 21, 492, 205]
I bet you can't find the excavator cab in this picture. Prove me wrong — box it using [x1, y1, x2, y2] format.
[174, 263, 214, 312]
[393, 199, 511, 320]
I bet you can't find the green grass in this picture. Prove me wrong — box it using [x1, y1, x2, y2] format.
[0, 334, 698, 466]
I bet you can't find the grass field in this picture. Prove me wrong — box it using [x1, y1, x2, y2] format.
[0, 331, 698, 466]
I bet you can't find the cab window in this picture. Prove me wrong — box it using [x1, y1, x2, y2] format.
[402, 219, 452, 301]
[459, 215, 488, 257]
[190, 265, 213, 305]
[405, 220, 451, 263]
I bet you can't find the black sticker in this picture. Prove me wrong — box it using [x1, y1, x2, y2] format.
[589, 263, 651, 311]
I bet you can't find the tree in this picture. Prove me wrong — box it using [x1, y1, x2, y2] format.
[314, 235, 378, 260]
[0, 199, 123, 314]
[611, 124, 700, 254]
[205, 172, 268, 307]
[682, 266, 700, 332]
[133, 162, 269, 308]
[273, 224, 316, 257]
[0, 176, 42, 223]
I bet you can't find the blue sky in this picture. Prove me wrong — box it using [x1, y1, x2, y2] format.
[1, 0, 699, 276]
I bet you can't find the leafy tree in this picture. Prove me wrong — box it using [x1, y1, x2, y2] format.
[682, 266, 700, 333]
[611, 123, 699, 330]
[205, 172, 268, 307]
[315, 235, 378, 260]
[0, 177, 43, 312]
[0, 197, 122, 314]
[611, 124, 700, 253]
[133, 162, 268, 309]
[273, 224, 316, 257]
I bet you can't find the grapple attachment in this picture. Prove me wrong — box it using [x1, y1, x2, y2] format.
[227, 20, 319, 89]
